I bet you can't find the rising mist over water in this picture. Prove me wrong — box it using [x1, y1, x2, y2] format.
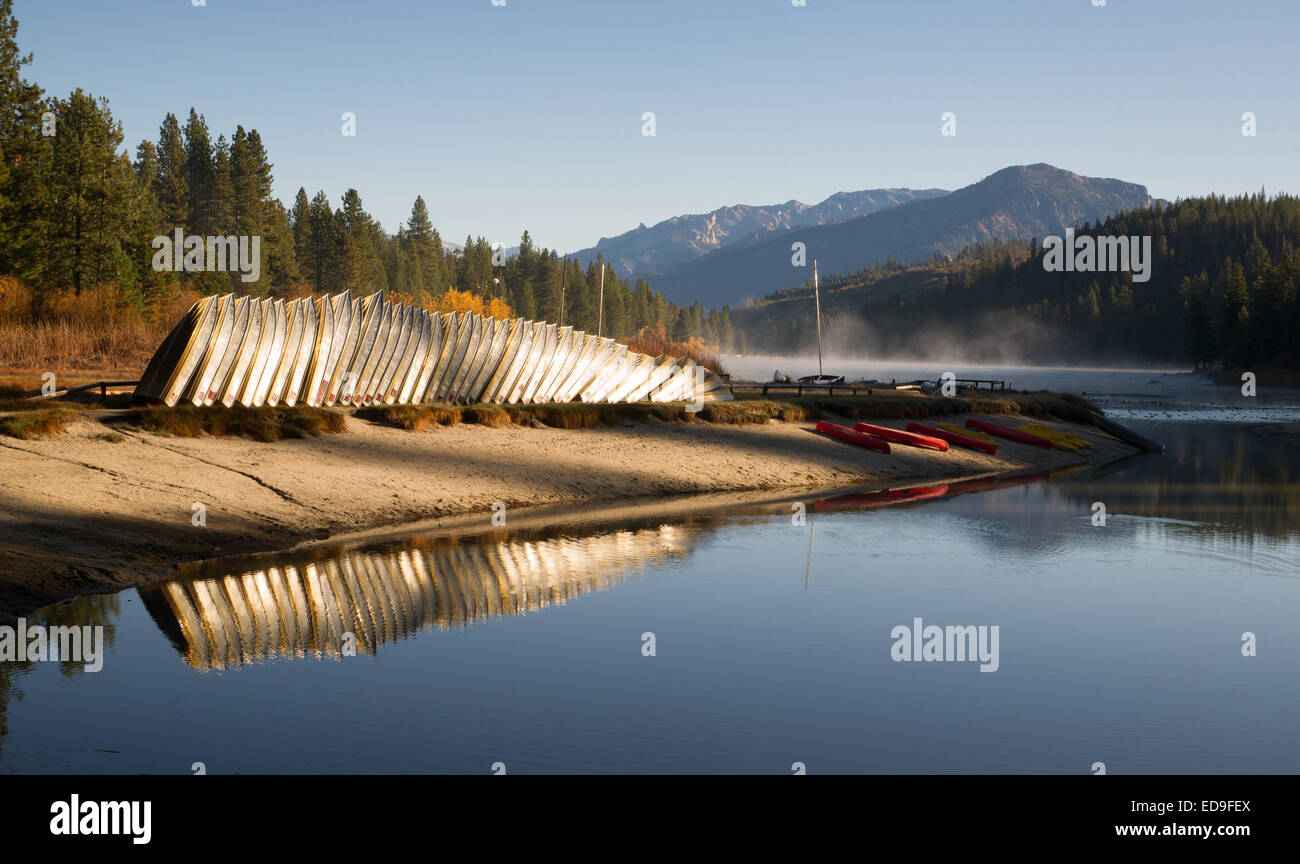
[751, 308, 1167, 371]
[724, 354, 1191, 388]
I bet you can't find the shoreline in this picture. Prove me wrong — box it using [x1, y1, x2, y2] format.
[0, 407, 1140, 621]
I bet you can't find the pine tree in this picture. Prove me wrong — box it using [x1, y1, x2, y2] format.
[0, 0, 48, 287]
[289, 186, 310, 271]
[337, 188, 385, 292]
[1219, 261, 1249, 366]
[133, 140, 158, 190]
[182, 108, 215, 235]
[130, 139, 173, 310]
[1249, 260, 1288, 363]
[718, 306, 735, 352]
[260, 198, 299, 294]
[404, 195, 443, 299]
[211, 133, 231, 233]
[1182, 291, 1217, 368]
[306, 190, 336, 291]
[43, 89, 133, 296]
[227, 126, 256, 236]
[154, 112, 188, 229]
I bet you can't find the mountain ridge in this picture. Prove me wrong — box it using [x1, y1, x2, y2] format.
[645, 164, 1157, 308]
[569, 186, 949, 277]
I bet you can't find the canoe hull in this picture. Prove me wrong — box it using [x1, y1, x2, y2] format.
[853, 421, 949, 452]
[815, 421, 891, 454]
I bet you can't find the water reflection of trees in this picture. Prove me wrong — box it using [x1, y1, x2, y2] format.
[0, 595, 119, 760]
[1063, 424, 1300, 540]
[138, 521, 710, 671]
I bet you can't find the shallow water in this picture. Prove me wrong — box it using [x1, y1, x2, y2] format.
[2, 383, 1298, 773]
[726, 355, 1300, 423]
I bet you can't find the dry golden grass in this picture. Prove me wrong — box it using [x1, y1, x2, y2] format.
[509, 403, 613, 428]
[0, 278, 195, 376]
[698, 400, 809, 424]
[0, 407, 76, 439]
[0, 319, 157, 372]
[122, 405, 346, 442]
[353, 393, 1093, 433]
[461, 403, 511, 427]
[356, 403, 463, 431]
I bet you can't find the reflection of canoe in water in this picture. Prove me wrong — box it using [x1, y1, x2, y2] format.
[991, 469, 1051, 490]
[138, 524, 698, 670]
[815, 421, 890, 454]
[814, 463, 1086, 513]
[813, 484, 949, 511]
[965, 418, 1052, 448]
[946, 476, 1000, 495]
[853, 422, 948, 451]
[908, 422, 998, 455]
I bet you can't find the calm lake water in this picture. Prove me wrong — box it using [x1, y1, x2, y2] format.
[2, 369, 1297, 774]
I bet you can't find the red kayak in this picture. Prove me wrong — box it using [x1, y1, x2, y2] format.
[965, 418, 1052, 448]
[815, 421, 890, 454]
[993, 469, 1052, 490]
[814, 483, 949, 511]
[853, 422, 949, 452]
[907, 422, 998, 455]
[946, 476, 1000, 495]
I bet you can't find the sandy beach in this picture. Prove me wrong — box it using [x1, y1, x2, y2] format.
[0, 408, 1138, 620]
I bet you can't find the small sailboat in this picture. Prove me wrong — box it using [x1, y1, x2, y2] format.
[800, 259, 843, 385]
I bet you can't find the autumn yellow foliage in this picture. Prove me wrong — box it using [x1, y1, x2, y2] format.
[387, 287, 512, 320]
[425, 287, 512, 320]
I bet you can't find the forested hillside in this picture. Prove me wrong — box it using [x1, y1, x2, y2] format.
[735, 194, 1300, 370]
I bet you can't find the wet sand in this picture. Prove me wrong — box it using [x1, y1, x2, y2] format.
[0, 409, 1138, 620]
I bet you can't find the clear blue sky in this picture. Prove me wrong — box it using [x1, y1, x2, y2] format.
[16, 0, 1299, 253]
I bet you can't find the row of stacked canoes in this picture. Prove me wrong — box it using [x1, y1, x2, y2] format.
[134, 290, 732, 408]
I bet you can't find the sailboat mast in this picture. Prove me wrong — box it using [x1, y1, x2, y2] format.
[597, 262, 605, 338]
[813, 258, 824, 376]
[559, 257, 567, 326]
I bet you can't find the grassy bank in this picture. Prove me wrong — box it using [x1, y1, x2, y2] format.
[117, 405, 348, 442]
[3, 388, 1100, 441]
[357, 391, 1098, 431]
[0, 406, 76, 439]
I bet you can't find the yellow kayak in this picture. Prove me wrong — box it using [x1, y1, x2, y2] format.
[939, 422, 992, 443]
[1018, 423, 1091, 452]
